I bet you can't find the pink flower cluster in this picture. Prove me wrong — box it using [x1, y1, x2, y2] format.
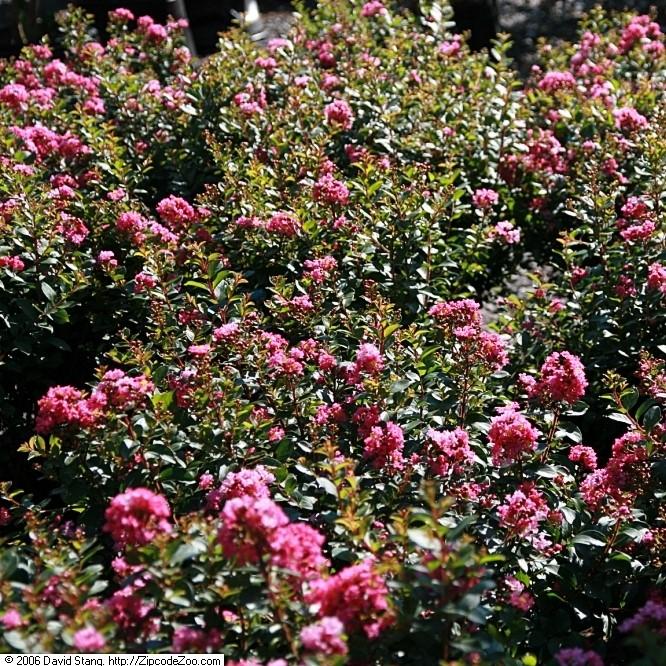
[233, 84, 267, 116]
[303, 255, 337, 283]
[265, 211, 301, 236]
[11, 125, 89, 162]
[156, 195, 197, 231]
[619, 15, 663, 55]
[568, 445, 598, 471]
[647, 262, 666, 294]
[35, 371, 154, 434]
[429, 299, 508, 370]
[363, 421, 405, 471]
[613, 107, 649, 132]
[488, 221, 520, 245]
[505, 576, 535, 611]
[300, 616, 347, 655]
[217, 492, 328, 578]
[324, 100, 354, 131]
[523, 129, 568, 175]
[103, 487, 172, 547]
[580, 431, 647, 512]
[426, 427, 474, 476]
[472, 188, 499, 210]
[206, 466, 274, 511]
[538, 71, 577, 93]
[555, 648, 604, 666]
[313, 174, 350, 206]
[488, 403, 539, 465]
[73, 627, 106, 652]
[35, 386, 102, 433]
[497, 482, 549, 540]
[171, 626, 221, 653]
[306, 558, 394, 638]
[0, 255, 25, 272]
[521, 351, 588, 405]
[361, 1, 386, 18]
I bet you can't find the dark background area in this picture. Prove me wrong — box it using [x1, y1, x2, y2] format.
[1, 1, 665, 64]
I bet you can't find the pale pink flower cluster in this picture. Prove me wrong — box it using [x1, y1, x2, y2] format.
[488, 220, 521, 245]
[613, 107, 648, 131]
[472, 188, 499, 210]
[300, 616, 347, 655]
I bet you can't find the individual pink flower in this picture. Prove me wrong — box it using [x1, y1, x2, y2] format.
[217, 495, 288, 565]
[73, 627, 106, 652]
[324, 100, 354, 131]
[300, 616, 347, 655]
[488, 404, 539, 465]
[109, 8, 134, 22]
[103, 488, 172, 548]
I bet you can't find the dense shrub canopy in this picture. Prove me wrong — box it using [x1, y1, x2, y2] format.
[0, 2, 664, 663]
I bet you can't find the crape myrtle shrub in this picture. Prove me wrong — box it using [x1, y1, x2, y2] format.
[0, 1, 665, 663]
